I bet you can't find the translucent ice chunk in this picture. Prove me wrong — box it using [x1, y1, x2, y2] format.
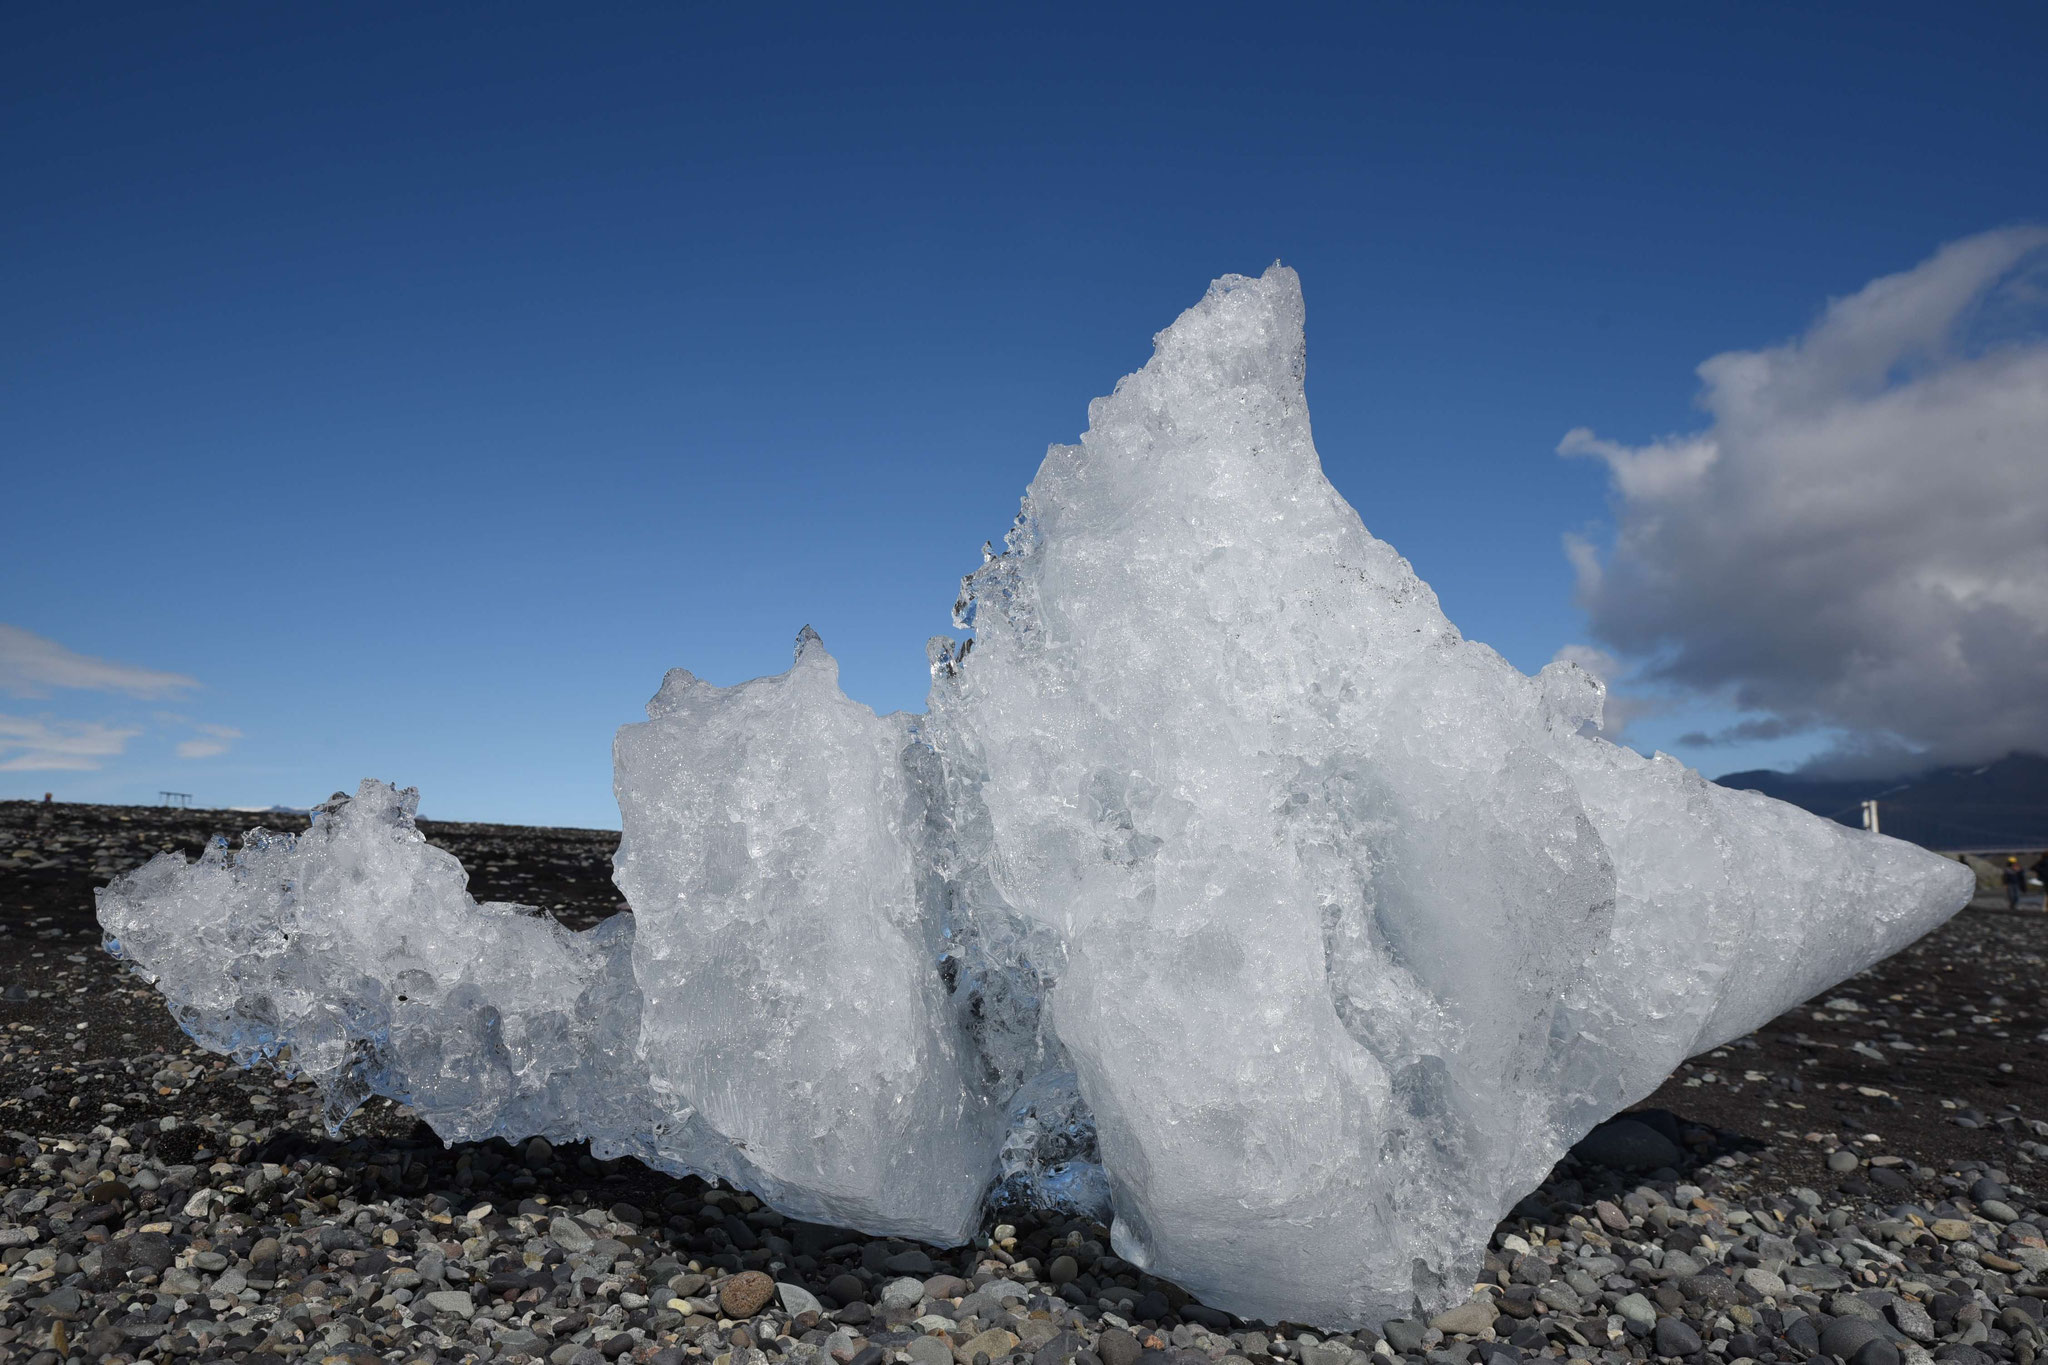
[98, 264, 1971, 1329]
[927, 265, 1969, 1324]
[96, 780, 671, 1148]
[610, 627, 999, 1241]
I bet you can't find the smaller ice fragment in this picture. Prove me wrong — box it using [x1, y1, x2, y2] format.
[96, 780, 659, 1147]
[612, 628, 1001, 1242]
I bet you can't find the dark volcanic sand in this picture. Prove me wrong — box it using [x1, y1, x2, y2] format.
[5, 798, 2048, 1365]
[1636, 896, 2048, 1191]
[9, 799, 2038, 1182]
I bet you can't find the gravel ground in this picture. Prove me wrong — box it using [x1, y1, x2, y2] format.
[7, 799, 2048, 1365]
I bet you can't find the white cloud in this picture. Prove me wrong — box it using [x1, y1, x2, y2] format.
[0, 631, 240, 774]
[1564, 227, 2048, 776]
[0, 623, 196, 699]
[0, 713, 140, 771]
[176, 724, 243, 760]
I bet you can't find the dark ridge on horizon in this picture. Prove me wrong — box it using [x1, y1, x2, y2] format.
[1714, 751, 2048, 852]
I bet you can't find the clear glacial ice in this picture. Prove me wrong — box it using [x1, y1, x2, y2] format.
[97, 264, 1973, 1328]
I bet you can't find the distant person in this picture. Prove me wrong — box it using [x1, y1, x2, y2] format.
[2005, 857, 2026, 911]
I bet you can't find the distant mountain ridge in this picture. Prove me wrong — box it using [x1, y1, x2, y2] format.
[1715, 751, 2048, 851]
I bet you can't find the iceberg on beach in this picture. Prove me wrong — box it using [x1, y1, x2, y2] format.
[99, 265, 1972, 1328]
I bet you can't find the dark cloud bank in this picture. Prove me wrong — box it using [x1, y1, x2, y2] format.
[1563, 227, 2048, 779]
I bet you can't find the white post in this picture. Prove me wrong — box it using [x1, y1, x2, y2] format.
[1860, 799, 1880, 834]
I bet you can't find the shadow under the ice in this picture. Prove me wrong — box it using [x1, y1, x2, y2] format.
[227, 1110, 1231, 1331]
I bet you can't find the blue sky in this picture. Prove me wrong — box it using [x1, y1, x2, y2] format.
[5, 3, 2045, 826]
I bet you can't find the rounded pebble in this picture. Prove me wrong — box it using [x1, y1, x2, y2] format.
[1653, 1317, 1702, 1357]
[720, 1268, 777, 1317]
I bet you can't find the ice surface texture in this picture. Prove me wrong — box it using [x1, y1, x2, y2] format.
[99, 265, 1972, 1328]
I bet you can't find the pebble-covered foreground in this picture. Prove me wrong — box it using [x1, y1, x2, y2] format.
[6, 800, 2048, 1365]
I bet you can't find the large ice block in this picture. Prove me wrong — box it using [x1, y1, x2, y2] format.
[99, 264, 1971, 1328]
[921, 268, 1968, 1322]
